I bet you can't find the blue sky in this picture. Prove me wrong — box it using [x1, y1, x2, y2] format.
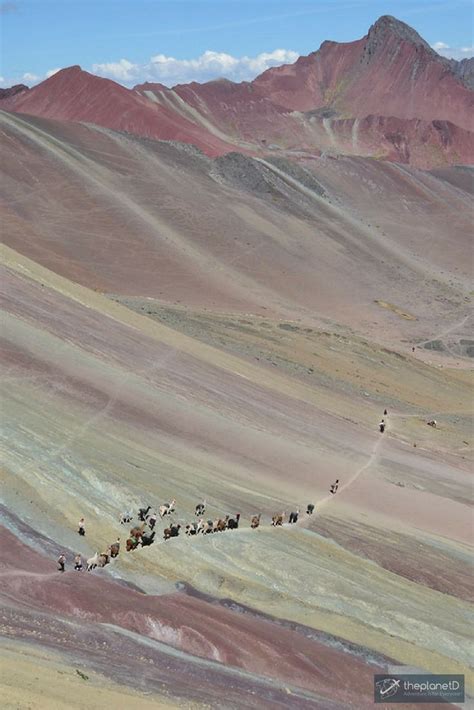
[1, 0, 473, 87]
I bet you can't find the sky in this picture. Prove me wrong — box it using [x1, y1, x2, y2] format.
[1, 0, 473, 87]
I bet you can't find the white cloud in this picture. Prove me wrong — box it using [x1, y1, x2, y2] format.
[91, 59, 136, 82]
[432, 41, 474, 60]
[45, 67, 62, 78]
[92, 48, 298, 87]
[22, 72, 39, 82]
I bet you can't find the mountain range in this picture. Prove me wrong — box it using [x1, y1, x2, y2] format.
[1, 15, 473, 167]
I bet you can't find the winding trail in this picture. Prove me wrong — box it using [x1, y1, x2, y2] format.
[293, 408, 422, 530]
[414, 312, 471, 359]
[416, 313, 471, 346]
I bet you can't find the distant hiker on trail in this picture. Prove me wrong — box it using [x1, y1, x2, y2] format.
[74, 554, 83, 571]
[412, 347, 415, 353]
[330, 480, 339, 494]
[57, 554, 66, 572]
[379, 420, 385, 433]
[384, 409, 388, 416]
[147, 512, 157, 530]
[78, 518, 85, 536]
[306, 503, 315, 515]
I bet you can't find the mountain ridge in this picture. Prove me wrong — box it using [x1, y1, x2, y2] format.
[1, 15, 472, 167]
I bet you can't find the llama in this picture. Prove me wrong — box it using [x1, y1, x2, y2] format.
[227, 513, 241, 530]
[250, 514, 261, 529]
[141, 530, 156, 547]
[138, 506, 151, 522]
[196, 518, 206, 534]
[159, 499, 176, 518]
[163, 523, 181, 540]
[86, 552, 100, 571]
[110, 539, 120, 558]
[195, 500, 206, 516]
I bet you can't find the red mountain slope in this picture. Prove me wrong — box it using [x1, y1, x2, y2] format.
[0, 83, 29, 100]
[0, 65, 236, 156]
[138, 16, 473, 166]
[1, 16, 472, 166]
[252, 16, 473, 130]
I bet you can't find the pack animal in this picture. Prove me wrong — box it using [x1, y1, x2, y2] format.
[110, 540, 120, 558]
[163, 522, 181, 540]
[195, 500, 206, 516]
[127, 523, 145, 551]
[227, 513, 241, 530]
[138, 506, 151, 522]
[159, 499, 176, 518]
[215, 516, 228, 532]
[250, 514, 261, 529]
[196, 518, 206, 534]
[141, 530, 156, 547]
[185, 522, 198, 536]
[86, 552, 100, 571]
[97, 551, 110, 568]
[288, 509, 299, 524]
[204, 519, 214, 534]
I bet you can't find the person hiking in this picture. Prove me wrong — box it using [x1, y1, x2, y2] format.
[330, 479, 339, 494]
[148, 512, 157, 530]
[74, 554, 83, 571]
[78, 517, 85, 536]
[57, 554, 66, 572]
[379, 420, 385, 433]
